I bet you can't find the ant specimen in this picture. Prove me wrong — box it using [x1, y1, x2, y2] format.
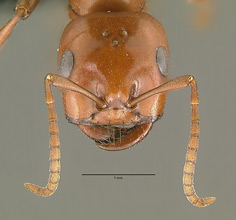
[0, 0, 215, 207]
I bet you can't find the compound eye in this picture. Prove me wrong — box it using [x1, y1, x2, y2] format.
[60, 50, 74, 77]
[156, 46, 169, 76]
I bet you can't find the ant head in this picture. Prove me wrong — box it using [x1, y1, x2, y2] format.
[57, 12, 169, 150]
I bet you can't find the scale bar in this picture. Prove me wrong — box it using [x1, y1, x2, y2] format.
[82, 174, 156, 176]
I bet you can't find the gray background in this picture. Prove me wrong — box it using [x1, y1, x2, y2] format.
[0, 0, 235, 219]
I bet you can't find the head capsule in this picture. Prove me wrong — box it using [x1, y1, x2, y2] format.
[58, 10, 169, 150]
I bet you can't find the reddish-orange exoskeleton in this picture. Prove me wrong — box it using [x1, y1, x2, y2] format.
[0, 0, 215, 207]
